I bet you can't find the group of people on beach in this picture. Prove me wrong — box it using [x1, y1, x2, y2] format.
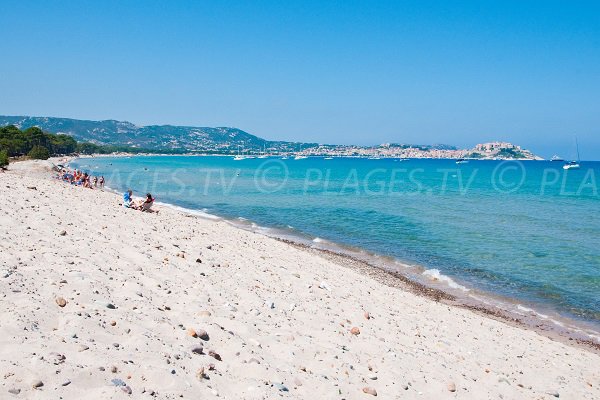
[56, 167, 104, 189]
[54, 166, 156, 213]
[123, 189, 157, 213]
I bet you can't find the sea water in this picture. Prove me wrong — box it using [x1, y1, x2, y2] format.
[70, 156, 600, 331]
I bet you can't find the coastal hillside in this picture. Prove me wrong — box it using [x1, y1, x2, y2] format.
[0, 115, 540, 159]
[0, 115, 278, 152]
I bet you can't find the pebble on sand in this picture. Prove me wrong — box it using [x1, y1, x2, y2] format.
[350, 327, 361, 335]
[447, 382, 457, 392]
[208, 350, 222, 361]
[197, 329, 210, 341]
[78, 344, 89, 352]
[59, 230, 67, 236]
[32, 380, 44, 389]
[55, 297, 67, 307]
[196, 367, 207, 380]
[362, 387, 377, 396]
[187, 328, 198, 338]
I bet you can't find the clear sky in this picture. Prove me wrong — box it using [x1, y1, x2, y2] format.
[1, 1, 599, 159]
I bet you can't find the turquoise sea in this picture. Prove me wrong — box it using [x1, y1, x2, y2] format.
[71, 156, 600, 335]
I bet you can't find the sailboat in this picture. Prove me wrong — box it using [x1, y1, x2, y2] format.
[293, 144, 307, 160]
[563, 137, 581, 170]
[233, 145, 245, 160]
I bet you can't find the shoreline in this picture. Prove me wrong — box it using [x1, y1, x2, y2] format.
[2, 159, 599, 398]
[67, 156, 600, 352]
[278, 239, 600, 353]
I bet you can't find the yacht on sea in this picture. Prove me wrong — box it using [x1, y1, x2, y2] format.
[455, 158, 469, 164]
[293, 155, 308, 160]
[550, 155, 564, 162]
[563, 137, 581, 170]
[233, 146, 245, 160]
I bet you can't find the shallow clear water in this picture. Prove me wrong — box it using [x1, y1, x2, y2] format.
[71, 156, 600, 326]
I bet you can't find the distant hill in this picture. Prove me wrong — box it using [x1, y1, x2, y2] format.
[0, 115, 540, 159]
[0, 115, 282, 152]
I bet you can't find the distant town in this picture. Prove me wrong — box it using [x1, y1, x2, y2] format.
[287, 141, 540, 160]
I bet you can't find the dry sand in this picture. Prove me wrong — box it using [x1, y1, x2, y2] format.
[0, 160, 598, 399]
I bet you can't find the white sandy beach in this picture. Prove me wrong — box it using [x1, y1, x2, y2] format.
[0, 160, 599, 399]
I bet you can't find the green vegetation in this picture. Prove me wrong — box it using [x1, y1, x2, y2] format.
[496, 148, 526, 159]
[0, 125, 77, 157]
[28, 145, 51, 160]
[464, 152, 483, 159]
[0, 150, 8, 168]
[0, 124, 185, 159]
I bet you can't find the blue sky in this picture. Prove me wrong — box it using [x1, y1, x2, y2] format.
[1, 1, 599, 158]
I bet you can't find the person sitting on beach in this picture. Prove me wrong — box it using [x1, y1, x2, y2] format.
[123, 190, 135, 208]
[99, 176, 104, 188]
[93, 176, 98, 187]
[138, 193, 156, 212]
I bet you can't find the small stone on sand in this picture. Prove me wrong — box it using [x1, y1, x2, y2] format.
[55, 297, 67, 307]
[362, 386, 377, 396]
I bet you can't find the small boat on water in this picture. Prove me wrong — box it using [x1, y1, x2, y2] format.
[550, 155, 564, 162]
[324, 157, 333, 160]
[368, 156, 381, 160]
[563, 137, 581, 170]
[233, 145, 245, 160]
[293, 155, 308, 160]
[455, 158, 469, 164]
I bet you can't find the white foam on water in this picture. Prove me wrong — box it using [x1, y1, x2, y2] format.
[422, 269, 469, 292]
[155, 202, 221, 221]
[517, 305, 534, 313]
[313, 237, 324, 243]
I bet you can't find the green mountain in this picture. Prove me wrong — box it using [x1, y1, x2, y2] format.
[0, 115, 298, 152]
